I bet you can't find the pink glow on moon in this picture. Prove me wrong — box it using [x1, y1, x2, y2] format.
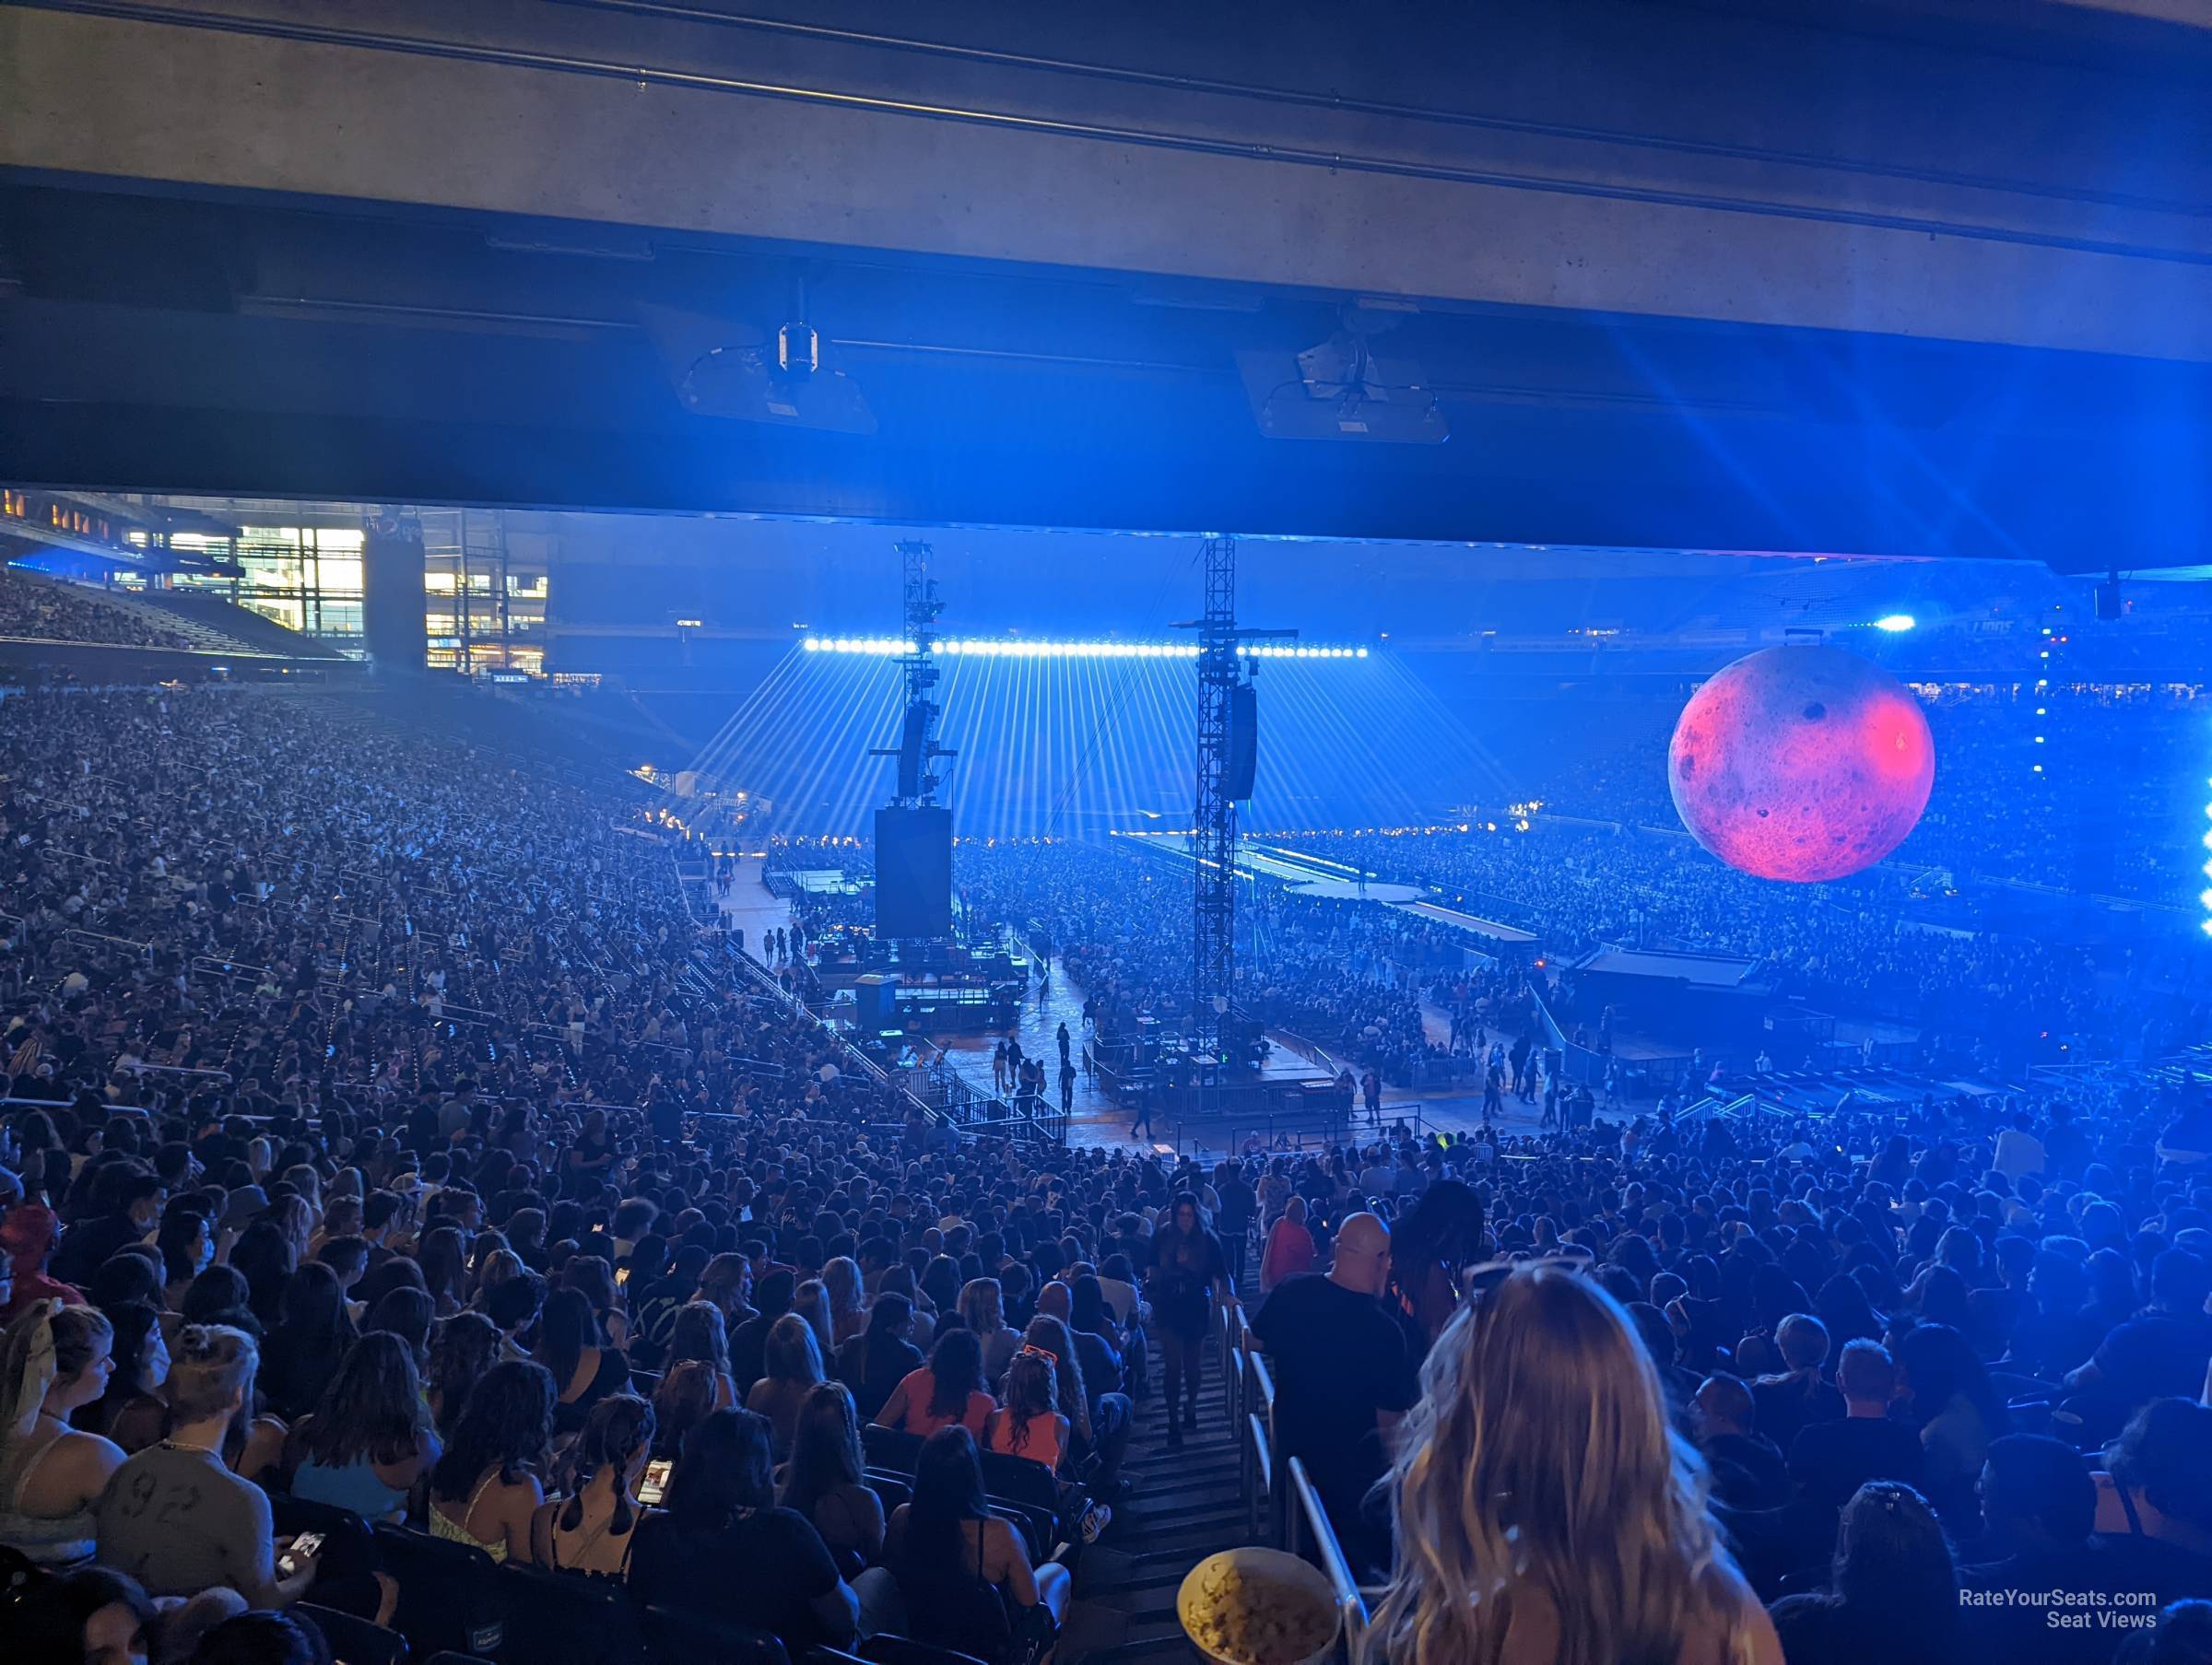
[1667, 645, 1935, 883]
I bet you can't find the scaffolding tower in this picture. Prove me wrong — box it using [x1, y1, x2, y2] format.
[1188, 534, 1295, 1055]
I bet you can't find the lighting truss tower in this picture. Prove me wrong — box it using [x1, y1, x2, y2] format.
[870, 540, 954, 803]
[1187, 534, 1295, 1055]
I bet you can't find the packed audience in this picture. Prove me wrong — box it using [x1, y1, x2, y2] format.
[954, 825, 2206, 1096]
[0, 682, 1219, 1665]
[1246, 1068, 2212, 1665]
[0, 571, 194, 651]
[5, 676, 2212, 1665]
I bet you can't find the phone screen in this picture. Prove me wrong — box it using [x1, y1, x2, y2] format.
[278, 1531, 324, 1577]
[616, 1266, 630, 1285]
[638, 1458, 674, 1506]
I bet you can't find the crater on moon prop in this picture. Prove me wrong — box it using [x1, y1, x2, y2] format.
[1667, 645, 1935, 883]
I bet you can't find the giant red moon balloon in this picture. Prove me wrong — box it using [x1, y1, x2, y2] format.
[1668, 645, 1935, 883]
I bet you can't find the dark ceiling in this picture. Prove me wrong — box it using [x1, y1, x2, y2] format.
[4, 182, 2210, 571]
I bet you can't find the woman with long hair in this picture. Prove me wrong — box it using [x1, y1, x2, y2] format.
[665, 1301, 737, 1413]
[466, 1232, 517, 1304]
[1385, 1178, 1485, 1356]
[958, 1278, 1019, 1387]
[837, 1293, 924, 1424]
[982, 1349, 1067, 1476]
[793, 1278, 837, 1365]
[532, 1393, 654, 1577]
[0, 1302, 123, 1566]
[417, 1226, 469, 1319]
[565, 1255, 629, 1351]
[267, 1194, 315, 1269]
[629, 1408, 860, 1647]
[921, 1257, 964, 1330]
[821, 1257, 867, 1350]
[1769, 1483, 1959, 1665]
[536, 1285, 630, 1436]
[362, 1285, 434, 1375]
[229, 1220, 295, 1330]
[76, 1299, 168, 1452]
[1259, 1194, 1317, 1296]
[780, 1380, 885, 1574]
[1894, 1321, 2005, 1529]
[425, 1312, 503, 1441]
[874, 1327, 994, 1439]
[1019, 1314, 1091, 1460]
[746, 1313, 826, 1457]
[888, 1425, 1068, 1665]
[653, 1359, 719, 1461]
[290, 1332, 437, 1523]
[698, 1252, 755, 1330]
[259, 1261, 359, 1422]
[155, 1210, 214, 1310]
[1367, 1265, 1780, 1665]
[428, 1358, 555, 1564]
[1145, 1193, 1231, 1449]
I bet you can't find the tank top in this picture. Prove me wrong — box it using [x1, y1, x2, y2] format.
[984, 1410, 1062, 1473]
[903, 1518, 1013, 1664]
[538, 1492, 641, 1578]
[0, 1423, 96, 1566]
[294, 1455, 410, 1522]
[430, 1469, 512, 1562]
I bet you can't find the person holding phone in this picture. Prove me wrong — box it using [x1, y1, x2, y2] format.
[92, 1326, 320, 1611]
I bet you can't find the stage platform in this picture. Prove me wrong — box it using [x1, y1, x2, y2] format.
[1391, 899, 1538, 953]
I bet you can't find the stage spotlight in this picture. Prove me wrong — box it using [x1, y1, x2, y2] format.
[1873, 615, 1917, 632]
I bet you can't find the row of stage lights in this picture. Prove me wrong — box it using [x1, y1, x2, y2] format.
[800, 637, 1369, 659]
[2202, 780, 2212, 936]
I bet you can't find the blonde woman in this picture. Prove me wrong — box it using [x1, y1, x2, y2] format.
[793, 1278, 836, 1365]
[746, 1314, 826, 1458]
[0, 1303, 124, 1566]
[957, 1279, 1018, 1388]
[821, 1258, 867, 1350]
[1366, 1266, 1782, 1665]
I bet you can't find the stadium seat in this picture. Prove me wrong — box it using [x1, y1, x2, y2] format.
[861, 1425, 926, 1473]
[975, 1450, 1056, 1514]
[371, 1525, 503, 1659]
[298, 1602, 409, 1665]
[641, 1603, 792, 1665]
[493, 1561, 641, 1665]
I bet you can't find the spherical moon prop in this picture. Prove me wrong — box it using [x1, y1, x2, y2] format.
[1667, 645, 1934, 883]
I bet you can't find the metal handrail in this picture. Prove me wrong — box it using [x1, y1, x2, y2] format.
[1286, 1457, 1370, 1662]
[1244, 1411, 1274, 1546]
[65, 927, 153, 956]
[116, 1060, 233, 1084]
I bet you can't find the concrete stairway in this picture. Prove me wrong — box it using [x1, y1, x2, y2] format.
[1064, 1332, 1249, 1663]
